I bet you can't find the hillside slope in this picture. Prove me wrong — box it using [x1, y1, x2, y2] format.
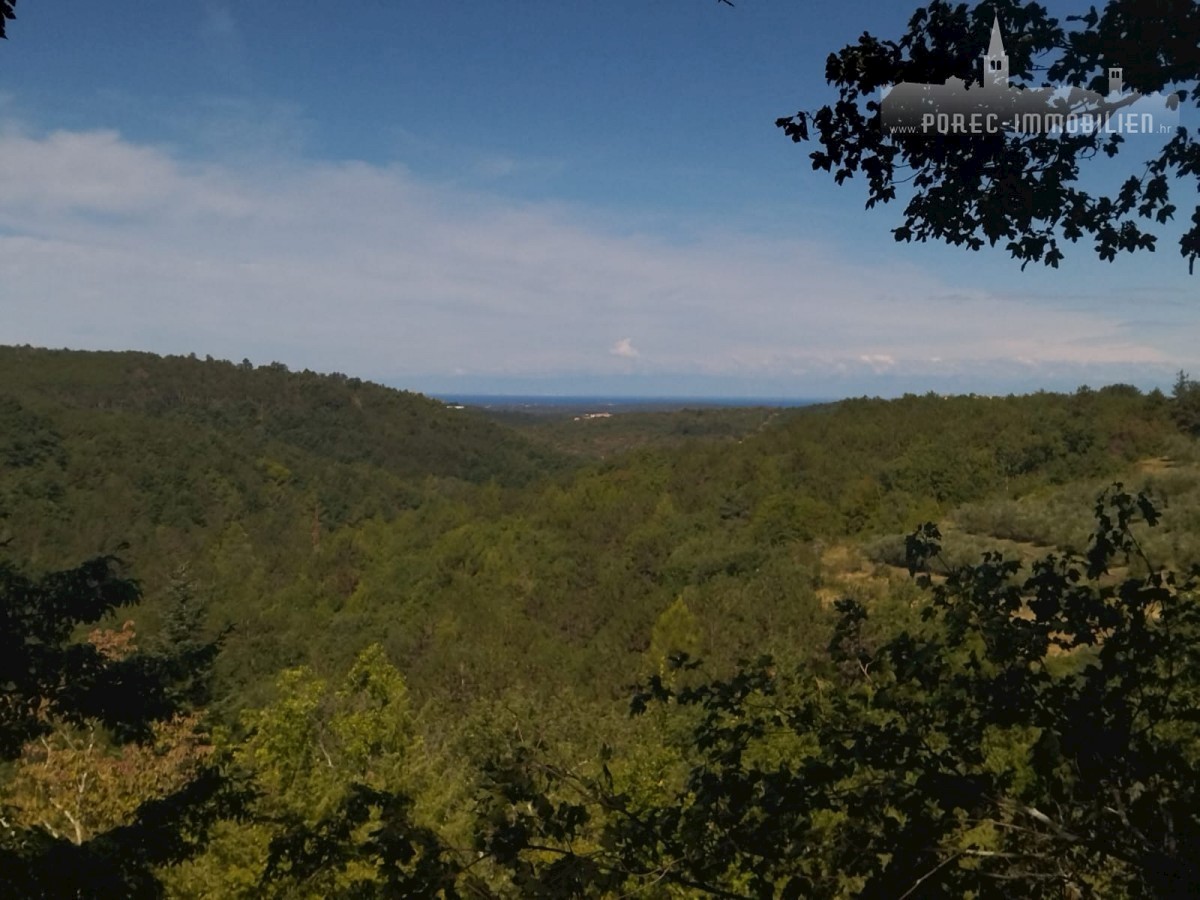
[0, 346, 564, 486]
[1, 351, 1188, 713]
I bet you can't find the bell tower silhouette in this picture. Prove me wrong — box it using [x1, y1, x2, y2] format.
[981, 16, 1009, 89]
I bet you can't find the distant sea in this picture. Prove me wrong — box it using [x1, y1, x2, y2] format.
[430, 394, 831, 414]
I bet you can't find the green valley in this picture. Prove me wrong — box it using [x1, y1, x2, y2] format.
[3, 347, 1200, 896]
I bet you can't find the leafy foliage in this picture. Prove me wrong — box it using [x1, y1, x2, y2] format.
[6, 714, 212, 846]
[0, 557, 165, 758]
[3, 348, 1198, 895]
[166, 646, 430, 897]
[1173, 370, 1200, 436]
[474, 487, 1200, 897]
[260, 784, 461, 899]
[777, 0, 1200, 270]
[1, 766, 240, 899]
[0, 557, 232, 897]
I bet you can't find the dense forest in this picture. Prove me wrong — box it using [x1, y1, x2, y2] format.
[3, 345, 1200, 897]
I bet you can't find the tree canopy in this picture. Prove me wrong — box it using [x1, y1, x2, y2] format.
[777, 0, 1200, 271]
[0, 555, 230, 897]
[3, 349, 1200, 895]
[471, 486, 1200, 897]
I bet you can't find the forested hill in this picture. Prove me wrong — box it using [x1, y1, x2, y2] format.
[2, 346, 1188, 715]
[0, 346, 563, 486]
[6, 347, 1200, 895]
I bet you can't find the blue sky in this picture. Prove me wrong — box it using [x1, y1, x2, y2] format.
[0, 0, 1196, 398]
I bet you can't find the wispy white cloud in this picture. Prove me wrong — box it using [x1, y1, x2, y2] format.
[167, 96, 315, 164]
[610, 338, 639, 359]
[0, 123, 1191, 394]
[859, 354, 895, 374]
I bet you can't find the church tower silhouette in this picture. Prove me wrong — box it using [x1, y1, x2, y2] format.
[981, 16, 1009, 89]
